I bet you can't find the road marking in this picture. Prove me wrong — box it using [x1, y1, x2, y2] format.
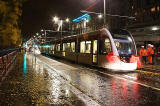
[86, 68, 160, 91]
[38, 54, 160, 92]
[136, 70, 160, 75]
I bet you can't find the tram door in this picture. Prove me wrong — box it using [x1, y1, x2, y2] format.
[92, 40, 98, 64]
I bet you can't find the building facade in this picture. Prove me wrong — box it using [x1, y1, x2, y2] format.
[127, 0, 160, 46]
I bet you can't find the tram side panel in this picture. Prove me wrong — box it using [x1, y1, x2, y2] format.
[96, 36, 112, 68]
[61, 40, 78, 62]
[78, 53, 93, 65]
[77, 39, 93, 65]
[63, 52, 78, 62]
[54, 43, 63, 57]
[97, 54, 108, 68]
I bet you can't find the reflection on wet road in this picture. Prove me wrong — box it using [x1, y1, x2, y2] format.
[0, 53, 160, 106]
[37, 54, 160, 106]
[0, 53, 85, 106]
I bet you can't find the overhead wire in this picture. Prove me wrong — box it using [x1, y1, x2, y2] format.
[85, 0, 101, 11]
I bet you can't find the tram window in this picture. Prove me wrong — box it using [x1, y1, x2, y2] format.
[86, 41, 91, 53]
[80, 41, 85, 53]
[50, 45, 53, 51]
[114, 40, 133, 55]
[67, 43, 71, 52]
[100, 38, 112, 54]
[63, 43, 71, 52]
[80, 41, 91, 53]
[115, 42, 120, 48]
[71, 42, 75, 52]
[93, 40, 97, 54]
[56, 44, 61, 51]
[104, 38, 112, 53]
[63, 43, 65, 51]
[51, 45, 55, 51]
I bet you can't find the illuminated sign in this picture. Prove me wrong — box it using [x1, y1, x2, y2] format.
[44, 45, 50, 48]
[72, 14, 91, 23]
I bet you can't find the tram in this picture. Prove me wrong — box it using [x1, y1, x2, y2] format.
[40, 28, 142, 71]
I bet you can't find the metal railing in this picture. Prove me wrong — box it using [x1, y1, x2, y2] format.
[0, 49, 19, 82]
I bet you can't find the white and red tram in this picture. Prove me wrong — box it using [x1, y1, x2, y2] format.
[40, 28, 142, 72]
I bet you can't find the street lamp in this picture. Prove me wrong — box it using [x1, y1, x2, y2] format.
[152, 27, 158, 31]
[98, 14, 103, 19]
[41, 29, 47, 42]
[53, 16, 71, 36]
[60, 20, 63, 42]
[65, 18, 71, 32]
[65, 18, 69, 23]
[36, 33, 39, 36]
[53, 16, 59, 23]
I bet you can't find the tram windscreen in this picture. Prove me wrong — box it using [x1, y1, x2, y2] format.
[112, 32, 136, 55]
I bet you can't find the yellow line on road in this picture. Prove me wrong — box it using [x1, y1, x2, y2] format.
[136, 70, 160, 75]
[85, 68, 160, 91]
[39, 54, 160, 92]
[98, 71, 160, 91]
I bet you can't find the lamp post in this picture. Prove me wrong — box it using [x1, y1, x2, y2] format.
[53, 16, 70, 38]
[41, 29, 47, 42]
[104, 0, 106, 27]
[65, 18, 70, 31]
[60, 20, 63, 42]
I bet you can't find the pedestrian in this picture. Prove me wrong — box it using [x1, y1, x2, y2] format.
[151, 45, 156, 65]
[139, 46, 147, 64]
[147, 44, 153, 64]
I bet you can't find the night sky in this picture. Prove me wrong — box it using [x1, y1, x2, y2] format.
[22, 0, 103, 40]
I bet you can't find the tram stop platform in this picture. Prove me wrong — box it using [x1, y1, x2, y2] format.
[142, 65, 160, 72]
[140, 57, 160, 73]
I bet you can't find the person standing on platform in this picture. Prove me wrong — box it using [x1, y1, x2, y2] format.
[151, 45, 156, 65]
[139, 46, 147, 64]
[147, 44, 153, 64]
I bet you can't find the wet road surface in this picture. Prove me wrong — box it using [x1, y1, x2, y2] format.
[1, 52, 160, 106]
[0, 53, 86, 106]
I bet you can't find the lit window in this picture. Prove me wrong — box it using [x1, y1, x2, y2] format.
[105, 38, 112, 53]
[56, 44, 60, 51]
[80, 41, 85, 53]
[151, 7, 155, 12]
[132, 6, 134, 9]
[80, 41, 91, 53]
[51, 45, 55, 51]
[63, 43, 71, 52]
[100, 38, 112, 54]
[157, 6, 160, 11]
[93, 40, 97, 54]
[71, 42, 75, 52]
[67, 43, 71, 51]
[85, 41, 91, 53]
[63, 43, 65, 51]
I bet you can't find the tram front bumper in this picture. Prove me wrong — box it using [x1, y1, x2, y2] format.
[105, 62, 137, 72]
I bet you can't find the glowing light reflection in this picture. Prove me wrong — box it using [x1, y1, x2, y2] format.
[23, 53, 27, 75]
[112, 79, 117, 97]
[65, 89, 69, 95]
[122, 79, 127, 100]
[133, 83, 139, 100]
[105, 53, 137, 71]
